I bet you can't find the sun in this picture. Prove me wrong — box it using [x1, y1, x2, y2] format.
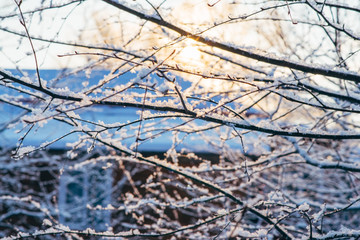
[178, 45, 202, 61]
[175, 43, 205, 69]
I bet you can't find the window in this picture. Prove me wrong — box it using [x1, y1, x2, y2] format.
[58, 161, 112, 231]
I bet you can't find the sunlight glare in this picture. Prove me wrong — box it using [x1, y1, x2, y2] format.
[176, 45, 204, 68]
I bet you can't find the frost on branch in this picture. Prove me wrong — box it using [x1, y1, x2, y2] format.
[1, 0, 360, 239]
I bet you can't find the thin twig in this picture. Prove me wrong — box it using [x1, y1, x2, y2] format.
[14, 0, 42, 88]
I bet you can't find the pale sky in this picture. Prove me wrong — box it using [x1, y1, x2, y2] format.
[1, 0, 359, 72]
[1, 0, 110, 69]
[0, 0, 256, 70]
[0, 0, 184, 69]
